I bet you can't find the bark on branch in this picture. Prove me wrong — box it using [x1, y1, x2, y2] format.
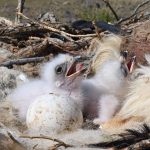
[0, 57, 45, 67]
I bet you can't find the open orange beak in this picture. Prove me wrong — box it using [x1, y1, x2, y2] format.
[65, 57, 87, 78]
[127, 55, 136, 73]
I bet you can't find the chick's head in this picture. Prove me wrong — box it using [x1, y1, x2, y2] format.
[41, 54, 87, 91]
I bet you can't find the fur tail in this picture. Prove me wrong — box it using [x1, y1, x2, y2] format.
[88, 124, 150, 149]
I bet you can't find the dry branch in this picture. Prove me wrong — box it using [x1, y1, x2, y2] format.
[18, 13, 97, 39]
[15, 37, 90, 57]
[0, 57, 45, 67]
[47, 37, 91, 51]
[0, 24, 49, 40]
[15, 0, 26, 23]
[20, 135, 73, 149]
[117, 0, 150, 24]
[102, 0, 119, 21]
[15, 38, 49, 58]
[7, 132, 25, 149]
[0, 12, 96, 59]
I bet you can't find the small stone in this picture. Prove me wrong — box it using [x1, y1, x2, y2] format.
[0, 48, 13, 63]
[38, 12, 57, 23]
[0, 67, 28, 101]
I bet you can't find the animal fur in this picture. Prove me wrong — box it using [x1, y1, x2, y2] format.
[81, 34, 128, 122]
[100, 54, 150, 135]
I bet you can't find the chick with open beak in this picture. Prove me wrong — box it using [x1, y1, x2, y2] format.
[9, 54, 87, 122]
[54, 55, 87, 91]
[26, 54, 88, 134]
[80, 35, 130, 124]
[120, 50, 136, 74]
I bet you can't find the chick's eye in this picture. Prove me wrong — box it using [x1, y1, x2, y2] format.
[55, 66, 63, 74]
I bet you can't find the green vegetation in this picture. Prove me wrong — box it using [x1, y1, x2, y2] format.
[79, 7, 115, 22]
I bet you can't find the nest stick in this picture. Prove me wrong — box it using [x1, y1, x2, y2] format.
[15, 0, 26, 23]
[20, 135, 73, 148]
[117, 0, 150, 24]
[17, 13, 97, 40]
[0, 57, 45, 67]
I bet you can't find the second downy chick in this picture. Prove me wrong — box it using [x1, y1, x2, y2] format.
[100, 54, 150, 135]
[81, 34, 129, 123]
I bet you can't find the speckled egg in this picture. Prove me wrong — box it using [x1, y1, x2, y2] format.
[26, 93, 83, 134]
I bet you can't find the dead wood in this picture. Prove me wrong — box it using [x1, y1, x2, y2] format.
[0, 1, 149, 76]
[117, 0, 150, 25]
[0, 57, 45, 67]
[7, 132, 25, 149]
[15, 0, 26, 23]
[102, 0, 119, 21]
[14, 37, 90, 58]
[20, 135, 74, 149]
[47, 37, 92, 52]
[0, 13, 95, 59]
[15, 38, 49, 58]
[0, 24, 50, 41]
[18, 13, 97, 39]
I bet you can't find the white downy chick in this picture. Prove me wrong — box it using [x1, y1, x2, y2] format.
[88, 54, 150, 137]
[9, 54, 86, 122]
[81, 34, 128, 123]
[26, 55, 87, 134]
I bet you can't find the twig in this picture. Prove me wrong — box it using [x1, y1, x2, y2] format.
[17, 13, 97, 40]
[16, 38, 49, 58]
[33, 144, 38, 149]
[15, 0, 26, 23]
[50, 143, 65, 150]
[47, 37, 91, 54]
[47, 40, 79, 55]
[133, 0, 150, 15]
[102, 0, 119, 21]
[0, 57, 45, 67]
[7, 132, 25, 148]
[92, 21, 103, 39]
[19, 135, 73, 148]
[116, 0, 150, 24]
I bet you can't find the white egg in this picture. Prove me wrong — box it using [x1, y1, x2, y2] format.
[26, 93, 83, 134]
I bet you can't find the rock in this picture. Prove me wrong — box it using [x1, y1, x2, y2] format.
[0, 17, 13, 26]
[0, 67, 28, 101]
[26, 93, 83, 134]
[0, 48, 13, 63]
[38, 12, 57, 23]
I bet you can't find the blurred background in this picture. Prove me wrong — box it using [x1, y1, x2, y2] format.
[0, 0, 148, 23]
